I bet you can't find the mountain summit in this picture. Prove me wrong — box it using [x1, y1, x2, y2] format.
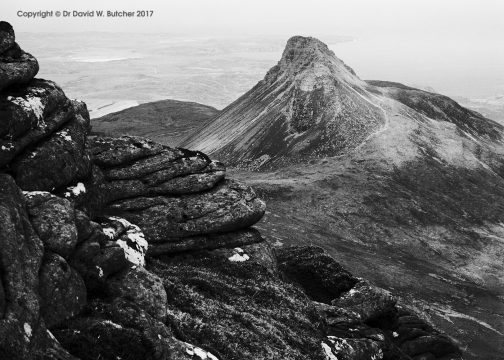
[181, 36, 387, 168]
[182, 36, 504, 174]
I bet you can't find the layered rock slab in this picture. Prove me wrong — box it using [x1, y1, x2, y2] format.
[0, 21, 38, 91]
[89, 136, 266, 252]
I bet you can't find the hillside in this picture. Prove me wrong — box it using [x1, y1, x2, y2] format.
[182, 35, 504, 358]
[92, 99, 219, 146]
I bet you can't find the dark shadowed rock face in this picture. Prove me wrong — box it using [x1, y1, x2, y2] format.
[39, 252, 87, 328]
[24, 191, 79, 259]
[0, 174, 45, 359]
[0, 21, 15, 54]
[276, 245, 358, 303]
[0, 21, 38, 91]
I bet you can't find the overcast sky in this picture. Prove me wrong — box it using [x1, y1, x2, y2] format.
[2, 0, 503, 97]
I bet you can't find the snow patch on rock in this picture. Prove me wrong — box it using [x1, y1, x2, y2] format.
[64, 182, 86, 197]
[23, 323, 32, 341]
[101, 216, 148, 267]
[22, 190, 51, 199]
[228, 247, 250, 262]
[1, 143, 14, 151]
[184, 342, 219, 360]
[7, 95, 45, 124]
[321, 342, 338, 360]
[58, 130, 72, 142]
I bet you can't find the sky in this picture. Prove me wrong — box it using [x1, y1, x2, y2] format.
[1, 0, 503, 97]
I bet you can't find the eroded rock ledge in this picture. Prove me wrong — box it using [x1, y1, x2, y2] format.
[0, 21, 461, 360]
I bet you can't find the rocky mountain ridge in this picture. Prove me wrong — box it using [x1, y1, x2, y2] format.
[1, 22, 461, 360]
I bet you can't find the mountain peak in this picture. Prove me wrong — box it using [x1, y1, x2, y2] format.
[268, 35, 360, 87]
[281, 36, 334, 63]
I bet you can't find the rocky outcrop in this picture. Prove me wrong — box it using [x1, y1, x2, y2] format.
[278, 246, 461, 360]
[0, 21, 38, 91]
[0, 22, 463, 360]
[88, 135, 266, 253]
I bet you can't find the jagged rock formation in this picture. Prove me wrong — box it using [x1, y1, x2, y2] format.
[0, 22, 462, 360]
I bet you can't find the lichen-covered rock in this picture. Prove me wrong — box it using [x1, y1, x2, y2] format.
[276, 245, 358, 303]
[108, 179, 265, 241]
[39, 252, 87, 328]
[24, 191, 78, 259]
[0, 79, 69, 140]
[100, 216, 148, 266]
[0, 80, 74, 168]
[331, 281, 397, 326]
[12, 100, 91, 191]
[0, 48, 39, 91]
[148, 251, 327, 360]
[54, 298, 218, 360]
[89, 136, 226, 200]
[70, 230, 130, 291]
[89, 135, 164, 167]
[0, 174, 45, 359]
[0, 22, 39, 90]
[106, 266, 167, 320]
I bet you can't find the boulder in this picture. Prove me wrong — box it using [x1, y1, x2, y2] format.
[106, 266, 167, 320]
[0, 22, 38, 91]
[39, 252, 87, 328]
[100, 216, 148, 266]
[24, 191, 78, 259]
[89, 136, 226, 201]
[331, 281, 397, 326]
[12, 100, 91, 191]
[0, 21, 15, 54]
[0, 174, 44, 359]
[276, 246, 358, 303]
[89, 135, 164, 168]
[0, 79, 69, 140]
[108, 179, 265, 241]
[0, 50, 38, 91]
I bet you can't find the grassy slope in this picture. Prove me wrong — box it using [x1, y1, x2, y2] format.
[231, 155, 504, 360]
[91, 99, 219, 147]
